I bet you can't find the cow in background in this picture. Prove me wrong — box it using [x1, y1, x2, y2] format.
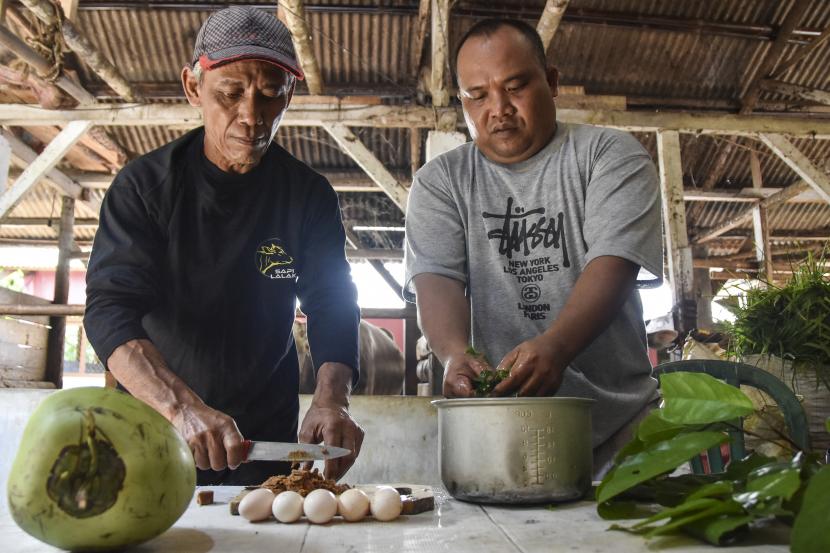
[295, 319, 404, 395]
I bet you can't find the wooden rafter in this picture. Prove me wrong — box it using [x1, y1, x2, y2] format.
[693, 181, 811, 244]
[344, 228, 402, 296]
[281, 0, 323, 95]
[770, 25, 830, 79]
[4, 104, 830, 137]
[0, 22, 93, 104]
[537, 0, 570, 54]
[1, 129, 82, 198]
[412, 0, 430, 76]
[740, 0, 811, 114]
[321, 123, 409, 211]
[0, 121, 91, 218]
[759, 133, 830, 204]
[759, 79, 830, 107]
[430, 0, 451, 107]
[19, 0, 142, 102]
[59, 0, 78, 21]
[0, 134, 9, 190]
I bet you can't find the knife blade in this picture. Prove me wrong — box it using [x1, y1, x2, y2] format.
[241, 440, 351, 462]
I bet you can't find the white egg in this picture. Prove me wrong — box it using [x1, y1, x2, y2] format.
[337, 488, 370, 522]
[303, 489, 338, 524]
[272, 491, 304, 523]
[238, 488, 275, 522]
[370, 486, 402, 522]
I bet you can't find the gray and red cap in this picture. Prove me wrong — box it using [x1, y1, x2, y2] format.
[192, 5, 304, 80]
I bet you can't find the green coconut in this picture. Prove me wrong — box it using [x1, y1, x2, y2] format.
[7, 386, 196, 551]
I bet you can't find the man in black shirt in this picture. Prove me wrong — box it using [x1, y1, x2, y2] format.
[84, 6, 363, 484]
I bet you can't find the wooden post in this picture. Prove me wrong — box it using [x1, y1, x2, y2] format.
[403, 309, 420, 396]
[537, 0, 570, 54]
[410, 128, 422, 179]
[44, 195, 74, 387]
[425, 130, 466, 161]
[430, 0, 451, 107]
[656, 130, 696, 333]
[77, 324, 86, 374]
[749, 150, 774, 280]
[281, 0, 324, 95]
[693, 268, 714, 331]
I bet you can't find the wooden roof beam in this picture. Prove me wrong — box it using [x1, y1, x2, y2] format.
[740, 0, 812, 114]
[692, 180, 811, 244]
[18, 0, 142, 102]
[0, 120, 91, 218]
[321, 122, 408, 211]
[430, 0, 451, 107]
[0, 129, 84, 199]
[759, 133, 830, 204]
[412, 0, 430, 76]
[280, 0, 323, 95]
[537, 0, 570, 54]
[0, 23, 93, 104]
[759, 79, 830, 107]
[770, 24, 830, 79]
[5, 104, 830, 137]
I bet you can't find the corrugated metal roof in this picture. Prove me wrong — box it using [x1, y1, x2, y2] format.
[0, 0, 828, 270]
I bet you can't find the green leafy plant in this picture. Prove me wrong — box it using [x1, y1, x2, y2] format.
[466, 346, 510, 397]
[723, 251, 830, 391]
[596, 372, 829, 551]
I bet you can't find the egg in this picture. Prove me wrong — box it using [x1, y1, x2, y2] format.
[238, 488, 275, 522]
[272, 491, 304, 523]
[337, 488, 370, 522]
[370, 486, 402, 522]
[303, 489, 338, 524]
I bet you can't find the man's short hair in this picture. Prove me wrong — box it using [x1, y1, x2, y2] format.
[453, 18, 547, 79]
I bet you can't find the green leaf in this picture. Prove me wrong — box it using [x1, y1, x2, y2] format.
[630, 498, 722, 529]
[792, 465, 830, 553]
[659, 372, 754, 425]
[644, 501, 745, 539]
[636, 411, 685, 444]
[597, 500, 659, 520]
[746, 467, 801, 501]
[682, 514, 754, 545]
[687, 480, 733, 501]
[723, 453, 776, 480]
[596, 431, 728, 504]
[613, 436, 646, 462]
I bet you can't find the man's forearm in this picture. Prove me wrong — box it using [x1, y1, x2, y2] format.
[107, 338, 203, 421]
[542, 256, 638, 365]
[412, 273, 471, 366]
[312, 362, 353, 407]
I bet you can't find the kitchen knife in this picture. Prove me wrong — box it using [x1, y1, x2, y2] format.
[241, 440, 350, 462]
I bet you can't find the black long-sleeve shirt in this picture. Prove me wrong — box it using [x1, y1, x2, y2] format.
[84, 129, 360, 479]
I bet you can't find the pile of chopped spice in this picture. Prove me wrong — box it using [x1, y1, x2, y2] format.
[260, 468, 350, 497]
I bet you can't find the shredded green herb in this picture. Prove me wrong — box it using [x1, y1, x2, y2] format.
[467, 347, 510, 397]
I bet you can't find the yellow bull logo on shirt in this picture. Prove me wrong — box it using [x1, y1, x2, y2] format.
[256, 239, 296, 279]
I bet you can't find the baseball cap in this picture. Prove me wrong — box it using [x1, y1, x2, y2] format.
[192, 6, 305, 80]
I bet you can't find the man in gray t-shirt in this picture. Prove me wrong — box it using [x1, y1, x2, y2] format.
[404, 19, 662, 464]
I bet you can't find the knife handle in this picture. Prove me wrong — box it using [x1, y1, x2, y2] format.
[241, 439, 252, 462]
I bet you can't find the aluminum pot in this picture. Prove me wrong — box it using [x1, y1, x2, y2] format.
[432, 397, 594, 504]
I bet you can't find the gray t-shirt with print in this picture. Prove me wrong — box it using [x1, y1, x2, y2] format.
[404, 122, 663, 447]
